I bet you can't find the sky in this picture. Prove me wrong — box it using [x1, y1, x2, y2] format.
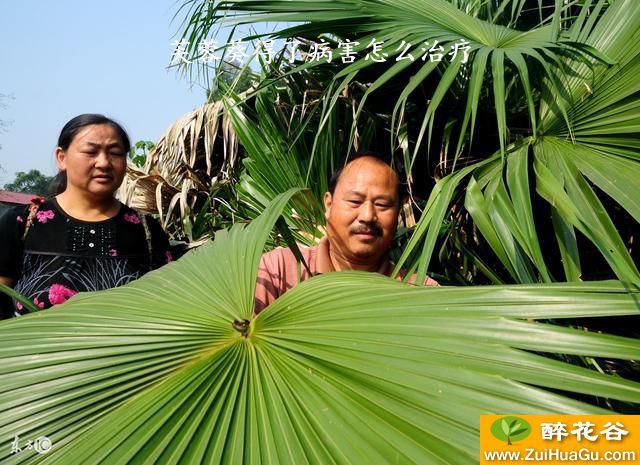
[0, 1, 209, 186]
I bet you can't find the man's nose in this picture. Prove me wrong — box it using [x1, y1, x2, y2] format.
[358, 201, 377, 222]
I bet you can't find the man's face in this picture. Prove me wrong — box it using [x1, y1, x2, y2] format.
[324, 156, 399, 267]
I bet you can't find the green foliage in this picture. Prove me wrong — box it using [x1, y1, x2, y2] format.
[207, 61, 255, 102]
[3, 169, 53, 196]
[128, 140, 155, 169]
[223, 69, 345, 245]
[174, 0, 639, 287]
[1, 193, 639, 464]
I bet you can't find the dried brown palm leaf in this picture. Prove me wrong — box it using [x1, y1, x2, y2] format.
[119, 170, 178, 215]
[119, 101, 240, 240]
[147, 100, 237, 185]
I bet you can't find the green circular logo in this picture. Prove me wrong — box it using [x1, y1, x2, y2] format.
[490, 416, 532, 445]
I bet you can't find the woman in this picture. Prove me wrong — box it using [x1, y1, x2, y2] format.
[0, 114, 172, 317]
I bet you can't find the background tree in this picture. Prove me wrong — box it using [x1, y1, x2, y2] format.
[3, 169, 53, 196]
[128, 140, 156, 169]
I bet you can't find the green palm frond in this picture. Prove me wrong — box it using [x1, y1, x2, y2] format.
[224, 89, 328, 245]
[394, 0, 640, 284]
[173, 0, 640, 285]
[178, 0, 599, 158]
[1, 192, 640, 464]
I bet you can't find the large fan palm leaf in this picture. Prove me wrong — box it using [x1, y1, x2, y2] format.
[1, 191, 639, 464]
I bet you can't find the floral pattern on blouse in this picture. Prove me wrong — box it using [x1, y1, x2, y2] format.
[1, 198, 172, 317]
[123, 213, 141, 224]
[36, 210, 55, 223]
[48, 284, 78, 305]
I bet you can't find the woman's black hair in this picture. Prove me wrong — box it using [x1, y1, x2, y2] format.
[51, 114, 131, 195]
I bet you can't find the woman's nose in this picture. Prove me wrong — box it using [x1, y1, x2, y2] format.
[94, 152, 112, 167]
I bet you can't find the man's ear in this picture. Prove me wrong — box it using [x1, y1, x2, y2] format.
[55, 147, 67, 171]
[323, 191, 333, 221]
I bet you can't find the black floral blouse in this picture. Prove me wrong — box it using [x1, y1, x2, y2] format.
[0, 198, 171, 317]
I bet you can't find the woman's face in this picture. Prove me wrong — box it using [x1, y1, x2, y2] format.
[55, 124, 127, 200]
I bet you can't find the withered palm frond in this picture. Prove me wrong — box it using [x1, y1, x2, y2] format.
[146, 100, 237, 182]
[119, 101, 241, 239]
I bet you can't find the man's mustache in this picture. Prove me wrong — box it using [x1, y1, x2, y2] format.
[350, 223, 383, 236]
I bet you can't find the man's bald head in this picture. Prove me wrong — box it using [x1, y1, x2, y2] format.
[328, 153, 402, 203]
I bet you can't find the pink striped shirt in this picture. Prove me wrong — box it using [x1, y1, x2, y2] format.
[255, 237, 438, 313]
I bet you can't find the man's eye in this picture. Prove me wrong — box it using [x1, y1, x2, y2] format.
[347, 200, 362, 205]
[376, 202, 392, 208]
[110, 152, 125, 158]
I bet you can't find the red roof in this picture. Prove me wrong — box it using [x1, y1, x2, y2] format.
[0, 190, 38, 205]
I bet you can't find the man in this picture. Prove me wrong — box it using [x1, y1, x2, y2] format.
[255, 153, 438, 313]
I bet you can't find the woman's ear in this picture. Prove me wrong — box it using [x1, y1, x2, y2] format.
[54, 147, 67, 171]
